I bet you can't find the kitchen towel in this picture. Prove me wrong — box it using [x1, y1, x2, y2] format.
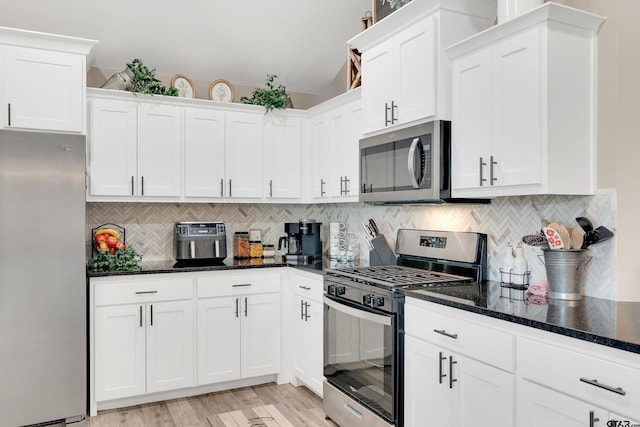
[527, 280, 550, 297]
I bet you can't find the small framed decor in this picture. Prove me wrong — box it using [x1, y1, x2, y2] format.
[170, 74, 196, 98]
[209, 79, 235, 102]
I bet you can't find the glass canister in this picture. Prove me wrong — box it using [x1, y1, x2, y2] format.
[262, 244, 275, 258]
[234, 232, 250, 259]
[250, 240, 263, 258]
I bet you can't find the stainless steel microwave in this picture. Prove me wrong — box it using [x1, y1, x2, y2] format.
[359, 121, 449, 203]
[360, 121, 490, 204]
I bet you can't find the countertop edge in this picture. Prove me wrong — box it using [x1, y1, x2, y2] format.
[402, 289, 640, 356]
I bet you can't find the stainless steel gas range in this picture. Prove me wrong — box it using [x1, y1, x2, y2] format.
[323, 229, 487, 427]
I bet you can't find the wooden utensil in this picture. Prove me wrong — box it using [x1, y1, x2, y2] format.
[548, 222, 571, 250]
[569, 227, 584, 249]
[543, 226, 565, 249]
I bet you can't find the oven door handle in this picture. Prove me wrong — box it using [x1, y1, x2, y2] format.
[323, 296, 392, 326]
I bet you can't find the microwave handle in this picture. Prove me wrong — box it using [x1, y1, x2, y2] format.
[407, 137, 425, 189]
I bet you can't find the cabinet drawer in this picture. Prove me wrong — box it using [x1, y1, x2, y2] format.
[405, 298, 515, 372]
[290, 272, 323, 302]
[519, 336, 640, 419]
[93, 275, 194, 306]
[197, 270, 281, 298]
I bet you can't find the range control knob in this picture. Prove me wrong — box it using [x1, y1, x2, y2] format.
[363, 294, 385, 308]
[336, 286, 346, 296]
[328, 285, 346, 296]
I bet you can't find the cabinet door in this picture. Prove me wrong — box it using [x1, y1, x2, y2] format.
[3, 46, 84, 132]
[490, 29, 542, 188]
[452, 353, 514, 427]
[310, 114, 332, 199]
[395, 15, 436, 125]
[361, 40, 394, 134]
[137, 103, 182, 197]
[517, 379, 607, 427]
[404, 335, 453, 427]
[264, 115, 301, 199]
[88, 98, 138, 196]
[94, 305, 146, 401]
[241, 293, 281, 378]
[197, 296, 241, 385]
[451, 49, 492, 191]
[326, 107, 349, 197]
[184, 108, 226, 198]
[225, 111, 264, 198]
[293, 297, 324, 396]
[333, 101, 362, 200]
[146, 300, 194, 394]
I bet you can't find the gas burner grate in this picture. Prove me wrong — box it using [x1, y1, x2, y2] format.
[327, 265, 473, 288]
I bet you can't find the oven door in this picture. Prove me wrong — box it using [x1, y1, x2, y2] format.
[323, 295, 397, 424]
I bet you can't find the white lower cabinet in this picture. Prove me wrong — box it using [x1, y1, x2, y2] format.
[404, 297, 515, 427]
[197, 271, 281, 386]
[93, 276, 195, 402]
[517, 379, 607, 427]
[290, 270, 324, 396]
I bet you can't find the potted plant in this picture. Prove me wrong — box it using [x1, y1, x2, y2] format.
[241, 74, 291, 113]
[124, 58, 179, 96]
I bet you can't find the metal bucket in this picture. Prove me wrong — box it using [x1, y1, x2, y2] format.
[540, 249, 592, 300]
[100, 67, 134, 90]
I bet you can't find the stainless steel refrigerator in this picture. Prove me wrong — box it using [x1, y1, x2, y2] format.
[0, 130, 86, 426]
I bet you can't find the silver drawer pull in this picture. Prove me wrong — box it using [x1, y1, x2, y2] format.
[433, 329, 458, 339]
[232, 283, 252, 287]
[343, 403, 363, 419]
[579, 377, 626, 396]
[135, 291, 158, 295]
[298, 286, 311, 290]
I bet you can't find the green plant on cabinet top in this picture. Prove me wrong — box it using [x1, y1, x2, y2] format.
[241, 74, 290, 114]
[126, 58, 179, 96]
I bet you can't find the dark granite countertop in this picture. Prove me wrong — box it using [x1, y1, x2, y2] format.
[402, 281, 640, 355]
[86, 256, 366, 278]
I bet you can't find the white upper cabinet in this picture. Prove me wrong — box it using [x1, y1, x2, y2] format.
[264, 113, 303, 201]
[0, 27, 96, 133]
[307, 89, 361, 202]
[449, 3, 605, 197]
[225, 111, 264, 199]
[349, 0, 496, 135]
[87, 92, 183, 199]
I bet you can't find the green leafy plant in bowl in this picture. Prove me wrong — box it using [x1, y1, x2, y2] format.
[241, 74, 290, 113]
[87, 246, 143, 272]
[125, 58, 179, 96]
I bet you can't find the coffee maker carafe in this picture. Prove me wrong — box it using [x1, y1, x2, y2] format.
[279, 220, 322, 264]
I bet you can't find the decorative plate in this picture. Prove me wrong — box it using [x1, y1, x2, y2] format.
[209, 79, 235, 102]
[170, 74, 196, 98]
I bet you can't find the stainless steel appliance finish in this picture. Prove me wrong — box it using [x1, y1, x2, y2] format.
[323, 229, 487, 427]
[359, 121, 489, 205]
[0, 130, 87, 426]
[173, 221, 227, 266]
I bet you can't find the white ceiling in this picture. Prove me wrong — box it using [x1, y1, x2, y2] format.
[0, 0, 373, 95]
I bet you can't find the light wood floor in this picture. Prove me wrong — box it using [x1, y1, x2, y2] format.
[86, 383, 338, 427]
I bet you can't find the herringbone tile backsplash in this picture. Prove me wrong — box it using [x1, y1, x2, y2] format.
[87, 190, 616, 299]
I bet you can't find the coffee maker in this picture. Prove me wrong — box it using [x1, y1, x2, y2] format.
[278, 220, 322, 264]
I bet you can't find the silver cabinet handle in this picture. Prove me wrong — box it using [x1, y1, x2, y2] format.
[438, 351, 447, 384]
[320, 179, 326, 197]
[449, 356, 457, 389]
[131, 176, 135, 196]
[141, 176, 145, 196]
[391, 100, 398, 124]
[135, 291, 158, 295]
[580, 377, 626, 396]
[589, 411, 600, 427]
[299, 286, 311, 291]
[385, 102, 390, 126]
[232, 283, 252, 287]
[479, 157, 487, 186]
[343, 176, 350, 194]
[220, 178, 224, 197]
[300, 299, 305, 320]
[269, 179, 273, 197]
[229, 179, 232, 197]
[139, 306, 143, 327]
[490, 155, 498, 185]
[235, 297, 239, 318]
[7, 103, 11, 126]
[304, 301, 310, 321]
[150, 304, 154, 326]
[434, 329, 458, 339]
[343, 403, 363, 419]
[244, 297, 248, 317]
